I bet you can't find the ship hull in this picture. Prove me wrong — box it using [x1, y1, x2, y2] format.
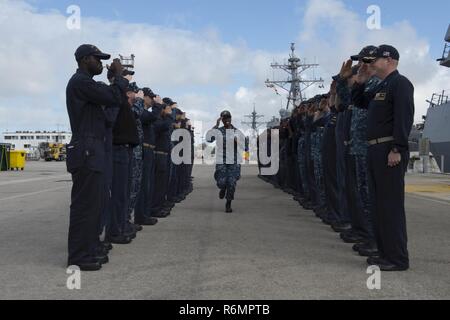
[422, 101, 450, 173]
[429, 141, 450, 173]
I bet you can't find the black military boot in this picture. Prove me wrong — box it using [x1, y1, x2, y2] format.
[219, 189, 226, 199]
[225, 200, 233, 213]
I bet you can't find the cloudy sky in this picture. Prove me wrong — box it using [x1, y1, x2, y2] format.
[0, 0, 449, 141]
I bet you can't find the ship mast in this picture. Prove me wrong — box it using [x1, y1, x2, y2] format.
[265, 43, 323, 110]
[241, 103, 267, 138]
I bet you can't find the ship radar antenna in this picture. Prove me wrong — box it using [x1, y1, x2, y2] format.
[265, 43, 323, 110]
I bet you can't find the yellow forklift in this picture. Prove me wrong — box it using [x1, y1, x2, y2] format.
[43, 143, 67, 162]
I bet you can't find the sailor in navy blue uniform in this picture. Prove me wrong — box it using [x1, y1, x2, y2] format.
[66, 45, 129, 271]
[353, 45, 414, 271]
[151, 100, 175, 217]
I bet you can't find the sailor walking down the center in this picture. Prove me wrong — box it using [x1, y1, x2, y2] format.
[207, 111, 245, 213]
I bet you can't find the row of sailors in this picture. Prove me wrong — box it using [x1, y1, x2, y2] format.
[259, 44, 414, 272]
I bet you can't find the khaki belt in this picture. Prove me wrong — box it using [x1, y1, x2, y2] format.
[368, 136, 394, 146]
[143, 143, 155, 149]
[155, 151, 168, 155]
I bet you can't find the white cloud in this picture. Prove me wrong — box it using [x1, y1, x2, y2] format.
[0, 0, 263, 133]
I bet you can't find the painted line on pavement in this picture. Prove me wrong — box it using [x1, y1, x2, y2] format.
[0, 174, 70, 186]
[0, 186, 70, 202]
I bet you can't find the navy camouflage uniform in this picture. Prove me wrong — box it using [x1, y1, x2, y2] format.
[311, 114, 329, 211]
[135, 103, 159, 223]
[322, 107, 341, 223]
[278, 122, 289, 189]
[298, 115, 310, 201]
[304, 115, 318, 207]
[128, 99, 145, 222]
[349, 77, 381, 243]
[209, 126, 242, 201]
[336, 75, 358, 228]
[290, 116, 303, 196]
[285, 118, 299, 193]
[310, 125, 320, 204]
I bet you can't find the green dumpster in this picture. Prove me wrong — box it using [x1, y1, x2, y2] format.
[0, 143, 11, 171]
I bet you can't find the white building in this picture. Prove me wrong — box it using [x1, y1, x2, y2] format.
[1, 131, 72, 152]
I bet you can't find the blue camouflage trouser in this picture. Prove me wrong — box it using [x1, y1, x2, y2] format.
[312, 130, 326, 209]
[215, 164, 241, 201]
[335, 116, 350, 223]
[128, 146, 143, 220]
[354, 153, 375, 241]
[298, 137, 310, 199]
[306, 135, 317, 206]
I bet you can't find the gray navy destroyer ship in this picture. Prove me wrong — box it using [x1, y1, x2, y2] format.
[421, 24, 450, 173]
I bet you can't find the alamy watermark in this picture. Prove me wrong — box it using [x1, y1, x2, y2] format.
[366, 266, 381, 290]
[66, 265, 81, 290]
[366, 5, 382, 30]
[66, 5, 81, 30]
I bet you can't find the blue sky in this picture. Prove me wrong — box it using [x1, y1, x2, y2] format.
[32, 0, 449, 57]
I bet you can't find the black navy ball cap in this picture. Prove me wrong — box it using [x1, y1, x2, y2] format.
[127, 82, 140, 93]
[376, 44, 400, 61]
[351, 45, 378, 61]
[163, 98, 177, 106]
[75, 44, 111, 61]
[143, 87, 156, 98]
